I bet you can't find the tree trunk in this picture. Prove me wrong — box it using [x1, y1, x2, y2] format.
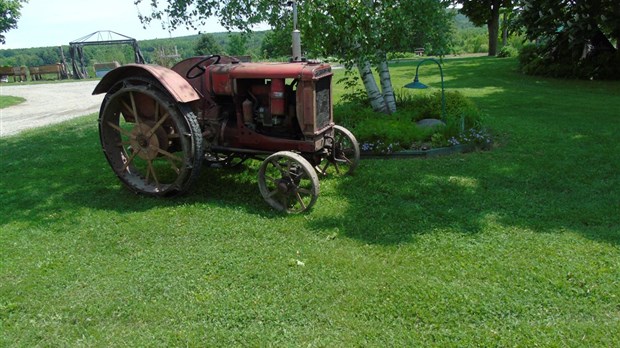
[357, 59, 388, 114]
[502, 12, 508, 47]
[487, 1, 501, 56]
[376, 52, 397, 114]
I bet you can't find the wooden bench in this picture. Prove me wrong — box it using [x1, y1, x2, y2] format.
[0, 66, 27, 82]
[29, 64, 66, 81]
[414, 48, 425, 56]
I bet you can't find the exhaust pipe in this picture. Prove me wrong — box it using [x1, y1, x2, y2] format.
[290, 1, 303, 62]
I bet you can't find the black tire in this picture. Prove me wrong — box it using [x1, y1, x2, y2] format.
[98, 79, 204, 197]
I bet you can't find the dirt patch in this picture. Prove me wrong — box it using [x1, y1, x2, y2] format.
[0, 80, 104, 137]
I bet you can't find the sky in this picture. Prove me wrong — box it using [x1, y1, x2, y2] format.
[2, 0, 241, 49]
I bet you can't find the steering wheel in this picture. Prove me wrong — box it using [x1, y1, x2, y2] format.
[186, 55, 221, 79]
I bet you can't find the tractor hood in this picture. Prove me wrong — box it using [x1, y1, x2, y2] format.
[213, 61, 332, 81]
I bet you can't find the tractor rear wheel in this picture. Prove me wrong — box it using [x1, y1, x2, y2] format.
[98, 81, 203, 197]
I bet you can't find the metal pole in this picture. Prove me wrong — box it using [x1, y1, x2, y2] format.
[291, 0, 302, 61]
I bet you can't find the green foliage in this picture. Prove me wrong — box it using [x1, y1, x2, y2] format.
[194, 33, 223, 56]
[0, 0, 27, 44]
[133, 0, 454, 65]
[451, 28, 489, 54]
[497, 45, 518, 58]
[517, 0, 620, 79]
[226, 33, 248, 56]
[518, 42, 620, 80]
[334, 89, 485, 153]
[260, 28, 292, 59]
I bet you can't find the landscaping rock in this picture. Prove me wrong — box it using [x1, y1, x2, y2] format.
[416, 118, 446, 128]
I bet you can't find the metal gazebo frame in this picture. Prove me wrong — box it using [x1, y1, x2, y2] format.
[69, 30, 146, 79]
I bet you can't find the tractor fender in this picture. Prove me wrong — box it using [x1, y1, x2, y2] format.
[92, 64, 200, 103]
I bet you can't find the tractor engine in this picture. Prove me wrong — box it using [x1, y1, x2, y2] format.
[241, 77, 290, 130]
[172, 58, 334, 153]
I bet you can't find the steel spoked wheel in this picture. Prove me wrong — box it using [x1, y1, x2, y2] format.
[258, 151, 320, 214]
[320, 125, 360, 176]
[99, 82, 203, 197]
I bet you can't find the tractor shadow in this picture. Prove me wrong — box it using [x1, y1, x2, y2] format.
[0, 121, 275, 229]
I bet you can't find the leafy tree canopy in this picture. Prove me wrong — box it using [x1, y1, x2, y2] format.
[518, 0, 620, 52]
[134, 0, 453, 62]
[0, 0, 27, 44]
[517, 0, 620, 79]
[226, 33, 248, 56]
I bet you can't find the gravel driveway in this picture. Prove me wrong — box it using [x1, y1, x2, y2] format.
[0, 80, 105, 137]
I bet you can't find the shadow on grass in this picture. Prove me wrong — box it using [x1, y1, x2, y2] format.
[312, 56, 620, 246]
[0, 119, 277, 228]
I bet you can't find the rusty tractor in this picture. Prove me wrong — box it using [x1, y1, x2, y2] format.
[92, 54, 360, 213]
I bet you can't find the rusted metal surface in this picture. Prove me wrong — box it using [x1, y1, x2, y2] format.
[93, 64, 200, 103]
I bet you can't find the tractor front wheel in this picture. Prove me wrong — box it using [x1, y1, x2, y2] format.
[319, 125, 360, 176]
[258, 151, 319, 214]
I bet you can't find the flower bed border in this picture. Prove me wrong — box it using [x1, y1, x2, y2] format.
[360, 144, 475, 159]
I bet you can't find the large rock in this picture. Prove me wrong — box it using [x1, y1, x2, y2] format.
[416, 118, 446, 128]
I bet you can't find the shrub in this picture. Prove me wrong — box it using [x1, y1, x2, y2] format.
[497, 45, 518, 58]
[334, 90, 488, 153]
[518, 41, 620, 80]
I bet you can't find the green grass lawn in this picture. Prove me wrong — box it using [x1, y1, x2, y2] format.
[0, 95, 26, 109]
[1, 57, 619, 346]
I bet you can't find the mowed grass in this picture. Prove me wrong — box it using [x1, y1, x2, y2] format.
[1, 57, 619, 346]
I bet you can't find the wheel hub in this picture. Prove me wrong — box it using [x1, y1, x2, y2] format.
[129, 123, 168, 160]
[277, 179, 292, 194]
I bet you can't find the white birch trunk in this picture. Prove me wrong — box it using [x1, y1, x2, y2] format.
[377, 52, 397, 114]
[357, 59, 388, 114]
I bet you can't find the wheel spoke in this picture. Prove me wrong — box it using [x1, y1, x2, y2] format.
[272, 159, 285, 175]
[297, 188, 312, 195]
[320, 161, 330, 174]
[121, 100, 133, 116]
[129, 92, 140, 126]
[146, 112, 170, 138]
[107, 121, 133, 138]
[294, 192, 307, 211]
[333, 162, 341, 174]
[167, 157, 181, 174]
[264, 175, 277, 184]
[336, 155, 353, 165]
[145, 160, 152, 183]
[120, 150, 139, 173]
[156, 147, 184, 162]
[146, 159, 161, 191]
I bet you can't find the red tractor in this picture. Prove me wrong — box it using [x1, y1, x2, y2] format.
[92, 54, 360, 213]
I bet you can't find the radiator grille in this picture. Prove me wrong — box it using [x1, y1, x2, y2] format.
[315, 77, 331, 130]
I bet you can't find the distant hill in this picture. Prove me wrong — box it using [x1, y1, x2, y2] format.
[0, 31, 268, 70]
